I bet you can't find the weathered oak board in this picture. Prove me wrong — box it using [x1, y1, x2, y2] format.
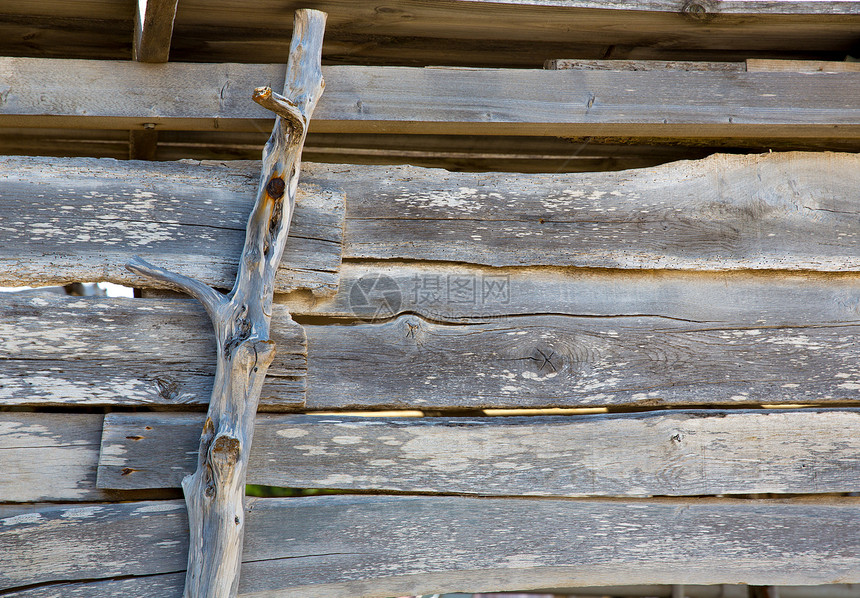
[2, 1, 857, 68]
[2, 496, 860, 596]
[97, 409, 860, 497]
[0, 294, 306, 408]
[3, 153, 858, 280]
[305, 312, 860, 410]
[2, 60, 858, 142]
[281, 262, 860, 325]
[0, 156, 344, 295]
[0, 413, 105, 502]
[341, 152, 860, 271]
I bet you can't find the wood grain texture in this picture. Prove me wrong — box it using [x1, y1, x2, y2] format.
[2, 496, 860, 596]
[0, 294, 306, 408]
[1, 1, 858, 69]
[3, 152, 857, 280]
[97, 409, 860, 497]
[340, 152, 860, 271]
[304, 311, 860, 410]
[0, 413, 104, 502]
[1, 59, 859, 141]
[134, 0, 180, 63]
[0, 156, 344, 296]
[280, 262, 860, 325]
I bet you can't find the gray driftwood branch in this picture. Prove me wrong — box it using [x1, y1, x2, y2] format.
[126, 9, 326, 597]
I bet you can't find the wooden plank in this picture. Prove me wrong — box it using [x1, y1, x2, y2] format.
[2, 1, 858, 70]
[339, 152, 860, 271]
[281, 263, 860, 325]
[2, 496, 860, 596]
[746, 59, 860, 73]
[134, 0, 180, 63]
[4, 152, 856, 280]
[1, 59, 859, 141]
[0, 294, 306, 408]
[305, 312, 860, 410]
[0, 156, 344, 295]
[97, 409, 860, 497]
[0, 413, 105, 502]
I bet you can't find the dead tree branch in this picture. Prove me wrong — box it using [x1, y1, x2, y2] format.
[126, 9, 326, 597]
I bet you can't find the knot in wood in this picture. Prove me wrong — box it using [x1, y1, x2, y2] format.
[210, 434, 241, 469]
[266, 176, 286, 200]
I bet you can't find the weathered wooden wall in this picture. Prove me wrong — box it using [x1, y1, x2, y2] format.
[2, 2, 859, 596]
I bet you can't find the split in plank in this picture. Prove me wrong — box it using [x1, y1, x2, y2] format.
[5, 270, 860, 410]
[304, 311, 860, 410]
[3, 496, 860, 596]
[1, 59, 859, 142]
[98, 409, 860, 497]
[281, 262, 860, 325]
[0, 294, 306, 408]
[0, 155, 344, 295]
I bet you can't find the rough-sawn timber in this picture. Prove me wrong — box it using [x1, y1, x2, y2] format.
[1, 59, 859, 141]
[0, 155, 344, 295]
[2, 496, 860, 596]
[0, 294, 306, 408]
[1, 152, 858, 277]
[97, 409, 860, 497]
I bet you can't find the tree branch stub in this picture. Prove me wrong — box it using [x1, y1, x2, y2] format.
[125, 8, 327, 598]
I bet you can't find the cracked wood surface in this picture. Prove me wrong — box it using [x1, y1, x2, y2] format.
[305, 312, 860, 410]
[97, 409, 860, 497]
[2, 269, 858, 409]
[0, 155, 344, 296]
[2, 496, 860, 596]
[1, 60, 859, 142]
[0, 294, 305, 408]
[280, 262, 860, 323]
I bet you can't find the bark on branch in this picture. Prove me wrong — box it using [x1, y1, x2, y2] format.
[126, 9, 327, 597]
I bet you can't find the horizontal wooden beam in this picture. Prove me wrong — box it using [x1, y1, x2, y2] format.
[1, 1, 858, 70]
[2, 153, 858, 292]
[0, 294, 305, 408]
[281, 262, 860, 324]
[0, 156, 343, 295]
[5, 268, 860, 409]
[97, 409, 860, 497]
[1, 59, 858, 141]
[339, 152, 860, 271]
[3, 496, 860, 595]
[305, 313, 860, 410]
